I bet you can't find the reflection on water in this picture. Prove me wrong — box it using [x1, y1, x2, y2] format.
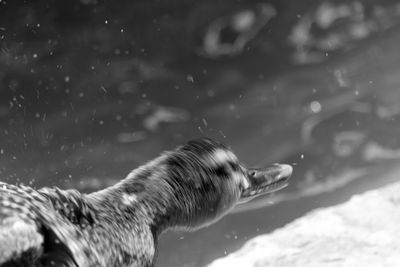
[1, 0, 400, 266]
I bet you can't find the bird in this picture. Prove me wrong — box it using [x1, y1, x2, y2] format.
[0, 138, 293, 267]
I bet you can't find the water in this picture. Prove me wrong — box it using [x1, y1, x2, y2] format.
[1, 1, 400, 266]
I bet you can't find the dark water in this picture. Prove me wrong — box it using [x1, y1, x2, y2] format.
[1, 1, 400, 266]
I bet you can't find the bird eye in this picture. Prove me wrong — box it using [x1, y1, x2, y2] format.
[249, 171, 257, 177]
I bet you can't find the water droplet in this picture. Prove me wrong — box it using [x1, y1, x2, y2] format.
[186, 75, 194, 83]
[310, 101, 321, 113]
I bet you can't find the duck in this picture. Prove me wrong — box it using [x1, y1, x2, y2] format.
[0, 138, 293, 267]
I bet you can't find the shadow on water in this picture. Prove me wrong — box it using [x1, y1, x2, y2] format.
[1, 1, 400, 266]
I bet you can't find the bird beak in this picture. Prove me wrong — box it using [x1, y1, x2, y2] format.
[240, 164, 292, 202]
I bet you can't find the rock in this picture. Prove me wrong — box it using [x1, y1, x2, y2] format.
[208, 181, 400, 267]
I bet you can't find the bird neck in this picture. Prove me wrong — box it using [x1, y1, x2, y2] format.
[87, 155, 190, 236]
